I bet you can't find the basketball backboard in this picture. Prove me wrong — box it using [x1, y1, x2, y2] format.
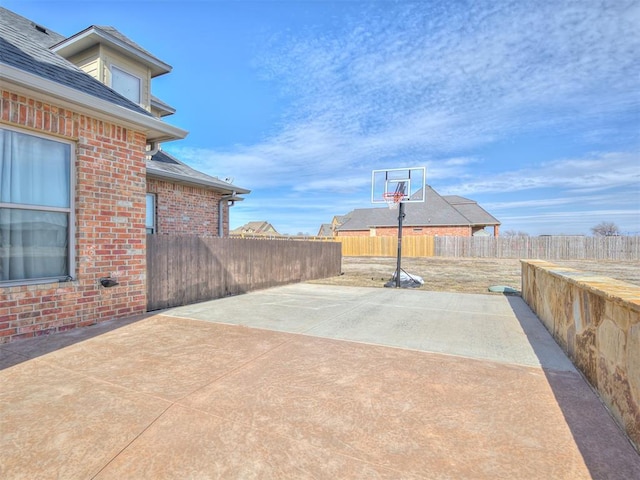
[371, 167, 426, 204]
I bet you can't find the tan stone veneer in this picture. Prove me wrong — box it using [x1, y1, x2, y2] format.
[521, 260, 640, 452]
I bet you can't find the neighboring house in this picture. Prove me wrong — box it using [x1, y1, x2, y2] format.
[231, 221, 280, 236]
[317, 214, 352, 237]
[336, 186, 500, 237]
[0, 7, 247, 343]
[317, 223, 333, 237]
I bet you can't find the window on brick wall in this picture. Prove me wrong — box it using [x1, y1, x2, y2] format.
[145, 193, 156, 234]
[0, 127, 74, 284]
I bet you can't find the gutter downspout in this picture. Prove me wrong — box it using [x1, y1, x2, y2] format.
[218, 191, 237, 237]
[146, 141, 160, 158]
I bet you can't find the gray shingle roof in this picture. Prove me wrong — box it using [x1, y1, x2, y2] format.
[94, 26, 165, 68]
[0, 8, 65, 48]
[231, 221, 279, 235]
[148, 150, 250, 195]
[442, 195, 500, 226]
[337, 185, 499, 231]
[317, 223, 333, 236]
[0, 7, 151, 116]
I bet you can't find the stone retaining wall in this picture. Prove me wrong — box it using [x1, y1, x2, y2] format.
[521, 260, 639, 451]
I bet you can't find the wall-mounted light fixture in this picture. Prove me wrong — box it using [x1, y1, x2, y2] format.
[99, 277, 119, 288]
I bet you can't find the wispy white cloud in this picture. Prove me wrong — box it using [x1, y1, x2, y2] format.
[486, 192, 640, 211]
[443, 151, 640, 195]
[255, 0, 639, 150]
[167, 0, 639, 235]
[499, 209, 640, 235]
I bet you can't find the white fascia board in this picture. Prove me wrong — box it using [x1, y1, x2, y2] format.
[146, 167, 251, 195]
[51, 28, 171, 76]
[0, 62, 187, 143]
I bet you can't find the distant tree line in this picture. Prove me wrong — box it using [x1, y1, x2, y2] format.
[503, 230, 530, 237]
[502, 221, 624, 237]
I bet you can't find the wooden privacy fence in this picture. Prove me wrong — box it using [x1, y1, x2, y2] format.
[434, 236, 640, 260]
[146, 235, 342, 311]
[326, 235, 639, 260]
[335, 236, 435, 257]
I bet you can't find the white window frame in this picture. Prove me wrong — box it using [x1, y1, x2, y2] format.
[111, 65, 142, 104]
[146, 193, 156, 234]
[0, 125, 76, 286]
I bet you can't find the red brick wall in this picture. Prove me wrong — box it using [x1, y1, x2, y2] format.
[0, 90, 148, 343]
[337, 225, 472, 237]
[146, 178, 227, 236]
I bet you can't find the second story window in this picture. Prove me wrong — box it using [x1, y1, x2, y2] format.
[111, 65, 141, 104]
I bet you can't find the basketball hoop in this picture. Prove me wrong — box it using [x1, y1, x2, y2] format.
[372, 167, 426, 289]
[383, 192, 404, 210]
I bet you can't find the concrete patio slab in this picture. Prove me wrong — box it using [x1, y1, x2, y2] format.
[164, 284, 577, 371]
[1, 283, 638, 479]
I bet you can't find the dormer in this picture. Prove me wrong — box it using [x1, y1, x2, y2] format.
[50, 26, 175, 117]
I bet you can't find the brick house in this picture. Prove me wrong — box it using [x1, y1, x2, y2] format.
[317, 214, 351, 237]
[0, 8, 247, 343]
[44, 18, 250, 236]
[336, 186, 500, 237]
[231, 221, 280, 236]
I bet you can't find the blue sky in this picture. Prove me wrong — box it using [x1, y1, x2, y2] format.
[6, 0, 640, 235]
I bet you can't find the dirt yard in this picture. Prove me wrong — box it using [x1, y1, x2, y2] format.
[309, 257, 640, 295]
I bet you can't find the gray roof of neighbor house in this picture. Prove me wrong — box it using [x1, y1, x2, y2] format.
[148, 150, 250, 197]
[317, 224, 333, 236]
[337, 185, 500, 231]
[231, 221, 279, 235]
[333, 214, 351, 225]
[442, 194, 500, 226]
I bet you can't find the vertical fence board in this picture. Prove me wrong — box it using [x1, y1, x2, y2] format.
[334, 236, 435, 257]
[146, 236, 342, 311]
[433, 236, 639, 260]
[319, 235, 639, 260]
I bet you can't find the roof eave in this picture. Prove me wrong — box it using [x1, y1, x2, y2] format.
[0, 62, 187, 143]
[471, 221, 501, 226]
[342, 221, 501, 229]
[146, 167, 251, 195]
[150, 98, 176, 116]
[51, 27, 171, 77]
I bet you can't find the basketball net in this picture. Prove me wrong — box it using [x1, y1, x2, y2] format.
[383, 192, 404, 210]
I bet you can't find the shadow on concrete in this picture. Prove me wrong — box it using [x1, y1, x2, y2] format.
[0, 314, 150, 371]
[505, 296, 640, 478]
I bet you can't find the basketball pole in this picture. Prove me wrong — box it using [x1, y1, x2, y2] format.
[395, 201, 405, 288]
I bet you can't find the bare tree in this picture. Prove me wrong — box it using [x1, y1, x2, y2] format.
[503, 229, 530, 237]
[591, 221, 621, 236]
